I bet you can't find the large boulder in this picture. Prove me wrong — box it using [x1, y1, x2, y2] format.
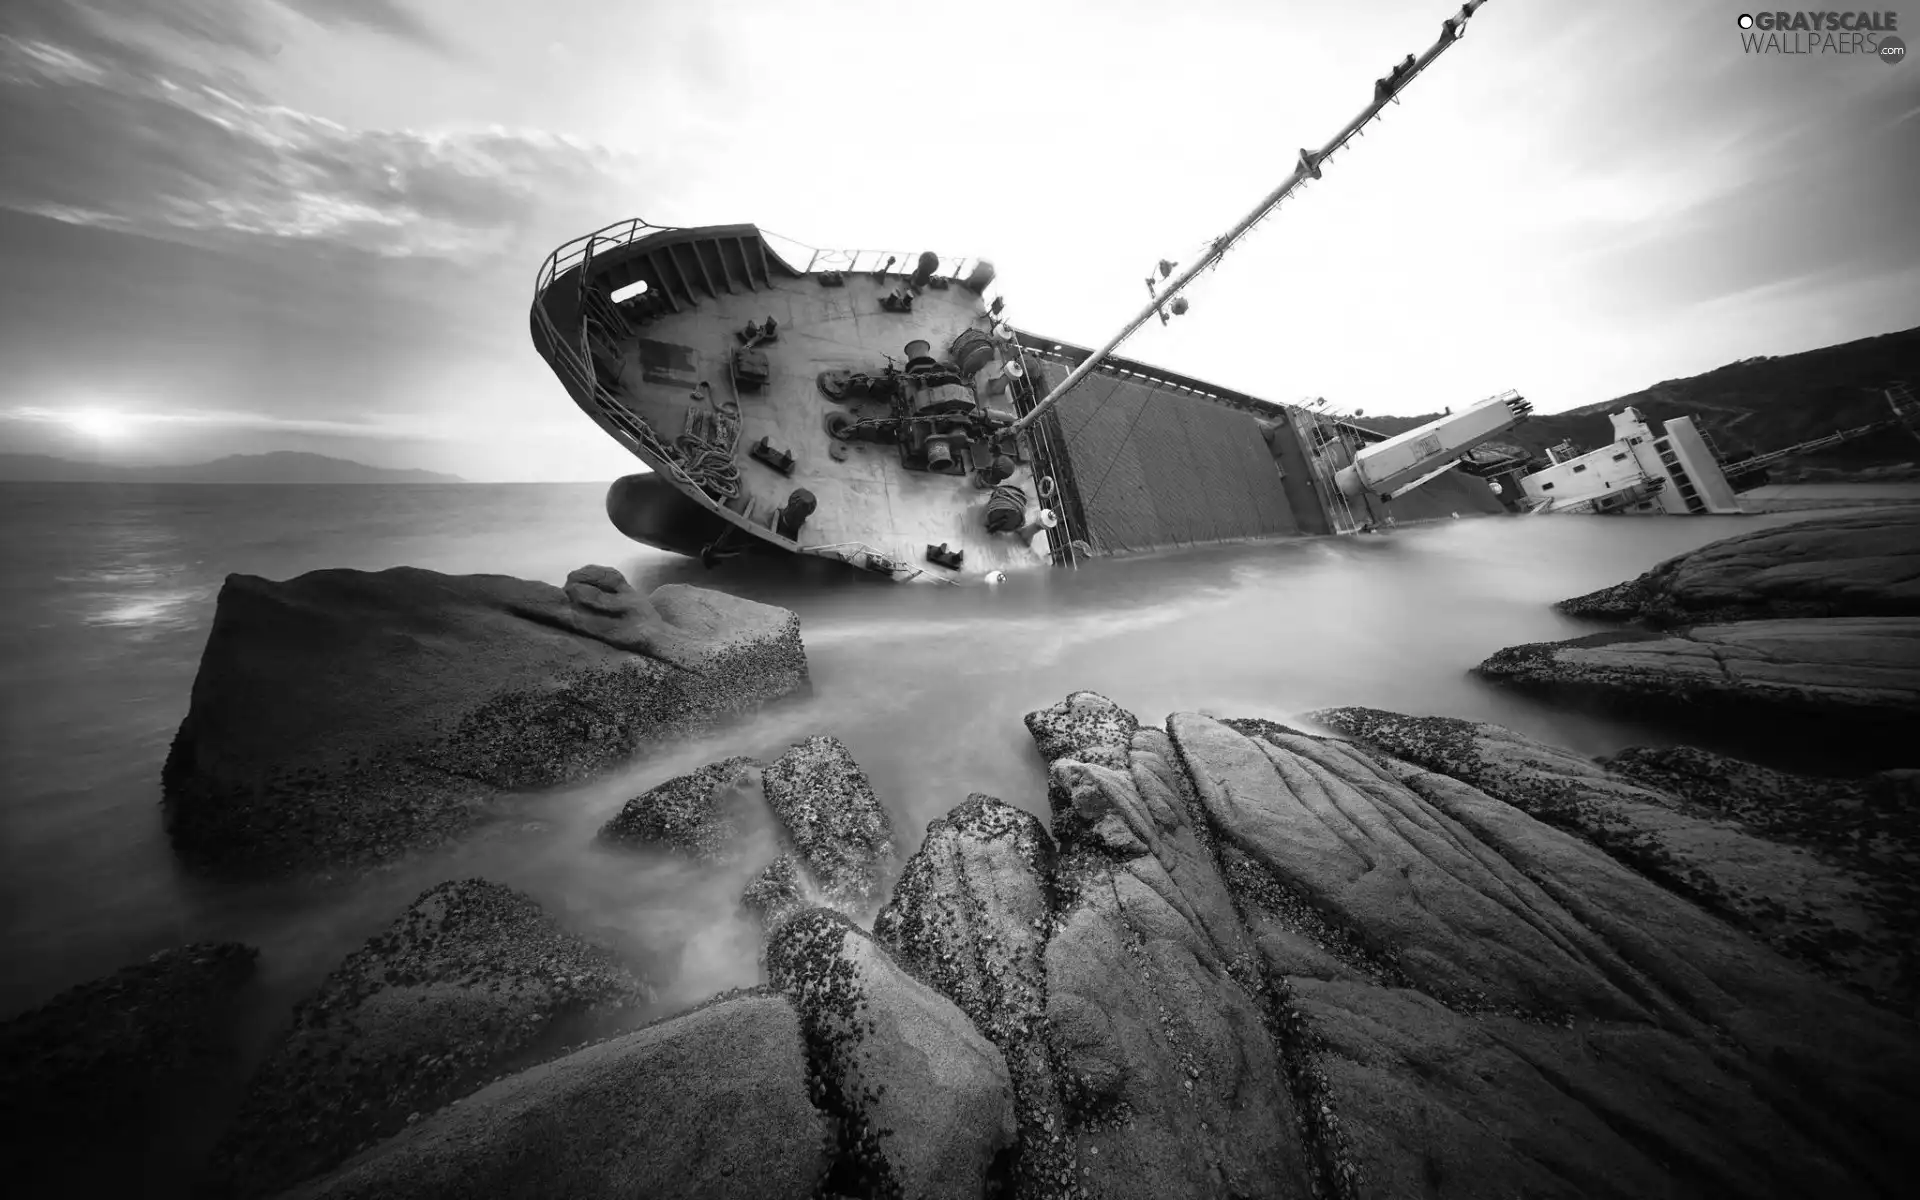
[1473, 617, 1920, 768]
[202, 880, 647, 1199]
[766, 908, 1016, 1200]
[1312, 708, 1911, 1010]
[163, 565, 808, 875]
[0, 943, 256, 1196]
[1557, 508, 1920, 624]
[275, 991, 834, 1200]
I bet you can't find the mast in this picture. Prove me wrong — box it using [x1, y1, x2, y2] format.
[1006, 0, 1492, 438]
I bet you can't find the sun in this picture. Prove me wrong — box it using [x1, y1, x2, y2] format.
[62, 408, 132, 441]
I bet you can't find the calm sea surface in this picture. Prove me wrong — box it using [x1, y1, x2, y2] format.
[0, 482, 1864, 1034]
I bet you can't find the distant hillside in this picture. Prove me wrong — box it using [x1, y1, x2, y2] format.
[1509, 328, 1920, 478]
[1350, 327, 1920, 480]
[0, 451, 466, 484]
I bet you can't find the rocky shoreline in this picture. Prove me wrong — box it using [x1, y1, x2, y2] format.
[7, 516, 1919, 1198]
[1475, 508, 1920, 768]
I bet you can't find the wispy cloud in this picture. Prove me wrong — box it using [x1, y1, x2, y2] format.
[0, 2, 634, 258]
[4, 402, 602, 442]
[3, 404, 452, 439]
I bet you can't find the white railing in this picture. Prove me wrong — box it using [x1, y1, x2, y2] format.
[532, 218, 993, 301]
[757, 230, 987, 288]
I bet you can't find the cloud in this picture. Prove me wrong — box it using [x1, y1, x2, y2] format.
[0, 1, 636, 259]
[282, 0, 449, 53]
[6, 404, 450, 439]
[3, 402, 595, 446]
[5, 0, 447, 62]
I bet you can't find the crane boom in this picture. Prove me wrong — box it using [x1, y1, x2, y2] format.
[1007, 0, 1494, 439]
[1334, 391, 1533, 501]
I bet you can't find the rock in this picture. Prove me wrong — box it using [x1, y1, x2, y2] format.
[162, 565, 809, 875]
[1170, 713, 1920, 1197]
[274, 991, 833, 1200]
[1023, 690, 1138, 815]
[0, 943, 256, 1195]
[1312, 708, 1914, 1010]
[742, 852, 811, 929]
[1010, 698, 1321, 1200]
[1557, 508, 1920, 624]
[872, 795, 1071, 1198]
[1175, 715, 1642, 1018]
[766, 908, 1016, 1200]
[599, 755, 763, 863]
[203, 880, 647, 1199]
[1603, 744, 1920, 878]
[874, 795, 1054, 1049]
[1023, 690, 1139, 769]
[1041, 737, 1320, 1200]
[1473, 618, 1920, 768]
[759, 735, 895, 908]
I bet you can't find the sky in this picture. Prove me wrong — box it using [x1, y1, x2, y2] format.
[0, 0, 1915, 481]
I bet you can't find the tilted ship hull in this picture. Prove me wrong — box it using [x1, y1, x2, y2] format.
[528, 3, 1526, 582]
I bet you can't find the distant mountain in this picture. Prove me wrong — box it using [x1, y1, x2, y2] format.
[0, 451, 466, 484]
[1354, 326, 1920, 480]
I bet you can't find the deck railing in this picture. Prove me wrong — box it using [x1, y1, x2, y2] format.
[532, 218, 992, 301]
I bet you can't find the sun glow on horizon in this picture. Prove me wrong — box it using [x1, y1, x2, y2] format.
[59, 408, 136, 441]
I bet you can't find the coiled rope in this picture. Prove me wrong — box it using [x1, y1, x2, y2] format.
[984, 483, 1028, 533]
[677, 388, 743, 500]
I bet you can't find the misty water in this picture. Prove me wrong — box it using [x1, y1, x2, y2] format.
[0, 481, 1864, 1055]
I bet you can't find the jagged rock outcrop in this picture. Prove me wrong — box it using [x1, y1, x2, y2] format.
[599, 755, 763, 863]
[865, 693, 1318, 1200]
[1558, 507, 1920, 624]
[766, 908, 1017, 1200]
[866, 692, 1920, 1198]
[1312, 708, 1915, 1010]
[201, 692, 1920, 1199]
[0, 943, 257, 1196]
[202, 880, 647, 1199]
[1474, 617, 1920, 767]
[162, 565, 809, 875]
[275, 991, 834, 1200]
[1181, 711, 1917, 1196]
